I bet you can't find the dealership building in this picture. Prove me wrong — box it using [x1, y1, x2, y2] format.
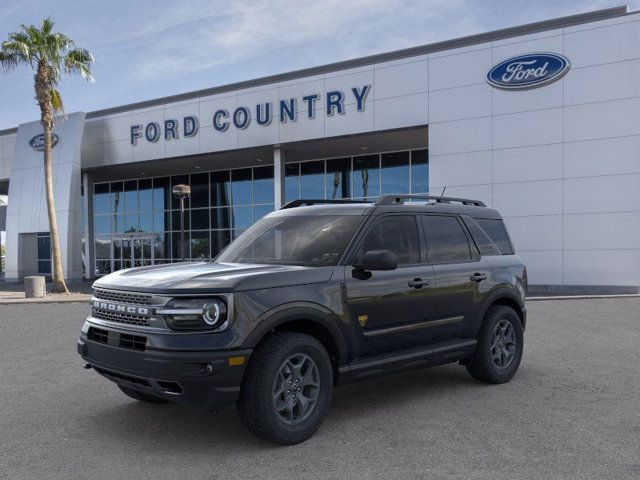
[0, 5, 639, 293]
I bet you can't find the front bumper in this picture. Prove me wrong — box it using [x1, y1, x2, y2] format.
[78, 329, 251, 409]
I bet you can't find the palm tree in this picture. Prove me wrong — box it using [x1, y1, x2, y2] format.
[0, 18, 93, 293]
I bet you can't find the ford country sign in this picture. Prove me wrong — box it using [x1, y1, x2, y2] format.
[487, 53, 570, 90]
[29, 133, 59, 151]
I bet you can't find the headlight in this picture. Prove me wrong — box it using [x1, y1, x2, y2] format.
[159, 298, 228, 331]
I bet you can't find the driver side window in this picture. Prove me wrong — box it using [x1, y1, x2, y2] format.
[361, 215, 420, 265]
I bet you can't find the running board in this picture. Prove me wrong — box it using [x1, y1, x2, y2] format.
[337, 339, 477, 384]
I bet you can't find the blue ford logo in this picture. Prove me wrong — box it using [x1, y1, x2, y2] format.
[29, 133, 59, 151]
[487, 53, 570, 90]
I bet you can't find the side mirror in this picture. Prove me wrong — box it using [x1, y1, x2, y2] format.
[356, 249, 398, 271]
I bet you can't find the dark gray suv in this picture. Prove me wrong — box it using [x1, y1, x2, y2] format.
[78, 195, 527, 444]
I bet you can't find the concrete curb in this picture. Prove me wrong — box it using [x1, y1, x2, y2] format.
[527, 294, 640, 301]
[0, 295, 91, 305]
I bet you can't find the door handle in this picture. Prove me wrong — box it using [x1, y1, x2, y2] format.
[470, 273, 488, 282]
[408, 278, 430, 289]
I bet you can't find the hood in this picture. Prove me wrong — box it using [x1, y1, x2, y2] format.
[93, 261, 335, 294]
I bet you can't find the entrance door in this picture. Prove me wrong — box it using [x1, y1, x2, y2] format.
[112, 235, 154, 271]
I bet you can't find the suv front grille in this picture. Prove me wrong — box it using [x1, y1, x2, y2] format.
[87, 327, 109, 344]
[92, 309, 151, 327]
[119, 333, 146, 351]
[93, 288, 153, 305]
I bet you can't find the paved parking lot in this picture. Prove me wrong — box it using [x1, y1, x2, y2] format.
[0, 298, 638, 479]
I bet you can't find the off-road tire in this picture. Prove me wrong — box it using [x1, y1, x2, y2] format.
[466, 305, 523, 384]
[118, 385, 168, 404]
[237, 331, 333, 445]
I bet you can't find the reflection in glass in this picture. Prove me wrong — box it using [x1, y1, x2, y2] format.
[153, 211, 167, 232]
[232, 205, 253, 229]
[138, 179, 153, 212]
[190, 173, 209, 208]
[172, 210, 190, 231]
[190, 231, 210, 259]
[124, 180, 138, 213]
[326, 158, 350, 199]
[124, 213, 139, 232]
[381, 151, 410, 195]
[139, 214, 153, 232]
[94, 215, 111, 235]
[253, 204, 274, 221]
[111, 182, 123, 215]
[153, 233, 168, 259]
[95, 236, 110, 258]
[253, 166, 274, 204]
[411, 150, 429, 193]
[191, 208, 209, 230]
[113, 214, 125, 234]
[231, 169, 252, 205]
[353, 155, 380, 199]
[94, 183, 110, 214]
[285, 163, 300, 202]
[211, 207, 231, 230]
[212, 230, 232, 256]
[153, 177, 170, 211]
[300, 161, 324, 199]
[211, 171, 231, 207]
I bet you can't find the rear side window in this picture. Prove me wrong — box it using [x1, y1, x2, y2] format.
[474, 218, 514, 255]
[462, 216, 502, 256]
[361, 215, 420, 265]
[422, 215, 472, 264]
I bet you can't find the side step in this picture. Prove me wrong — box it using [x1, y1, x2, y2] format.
[337, 339, 477, 384]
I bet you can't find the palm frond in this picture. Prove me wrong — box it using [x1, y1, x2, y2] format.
[50, 88, 64, 114]
[64, 47, 94, 82]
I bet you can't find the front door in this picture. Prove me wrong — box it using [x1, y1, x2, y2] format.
[344, 214, 436, 358]
[112, 235, 154, 271]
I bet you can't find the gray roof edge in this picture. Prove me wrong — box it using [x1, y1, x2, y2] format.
[0, 5, 631, 135]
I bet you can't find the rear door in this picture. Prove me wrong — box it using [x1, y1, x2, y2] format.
[421, 214, 493, 340]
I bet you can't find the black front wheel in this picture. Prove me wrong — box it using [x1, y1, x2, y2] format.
[466, 305, 524, 384]
[237, 332, 333, 445]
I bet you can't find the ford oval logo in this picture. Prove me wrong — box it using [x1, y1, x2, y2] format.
[487, 53, 570, 90]
[29, 133, 59, 151]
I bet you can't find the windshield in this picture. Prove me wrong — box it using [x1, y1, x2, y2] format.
[216, 215, 364, 267]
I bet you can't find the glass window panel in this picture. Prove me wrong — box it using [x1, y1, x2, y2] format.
[381, 151, 410, 195]
[232, 205, 253, 229]
[361, 216, 419, 265]
[326, 158, 351, 199]
[38, 260, 52, 274]
[112, 260, 122, 273]
[191, 208, 210, 230]
[423, 215, 471, 263]
[94, 215, 111, 235]
[111, 182, 123, 215]
[124, 213, 139, 232]
[254, 204, 274, 221]
[171, 175, 190, 209]
[153, 177, 171, 211]
[172, 210, 190, 231]
[153, 233, 168, 259]
[95, 260, 112, 275]
[411, 149, 429, 194]
[124, 180, 138, 213]
[285, 163, 300, 203]
[113, 214, 125, 234]
[190, 172, 209, 208]
[212, 230, 232, 256]
[190, 231, 210, 259]
[138, 179, 153, 212]
[139, 213, 153, 232]
[153, 211, 169, 232]
[211, 171, 231, 207]
[94, 183, 110, 214]
[253, 166, 274, 204]
[353, 155, 380, 200]
[95, 236, 111, 258]
[300, 161, 325, 199]
[172, 232, 188, 260]
[231, 169, 252, 205]
[211, 207, 232, 230]
[37, 235, 51, 260]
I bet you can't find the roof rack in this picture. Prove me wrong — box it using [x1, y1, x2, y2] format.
[280, 199, 372, 209]
[375, 194, 486, 207]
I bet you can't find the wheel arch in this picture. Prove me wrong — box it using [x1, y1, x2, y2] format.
[242, 303, 350, 378]
[476, 288, 526, 336]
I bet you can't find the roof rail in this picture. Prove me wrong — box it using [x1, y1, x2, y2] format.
[375, 194, 486, 207]
[280, 199, 372, 209]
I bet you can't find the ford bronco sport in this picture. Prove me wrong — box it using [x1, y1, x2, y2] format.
[78, 195, 527, 444]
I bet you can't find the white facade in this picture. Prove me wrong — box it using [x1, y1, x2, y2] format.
[0, 6, 639, 292]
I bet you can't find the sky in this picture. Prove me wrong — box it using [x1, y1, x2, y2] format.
[0, 0, 639, 130]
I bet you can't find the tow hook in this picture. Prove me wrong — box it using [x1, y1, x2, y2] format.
[83, 363, 92, 370]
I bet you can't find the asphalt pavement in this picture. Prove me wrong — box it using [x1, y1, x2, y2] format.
[0, 298, 638, 479]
